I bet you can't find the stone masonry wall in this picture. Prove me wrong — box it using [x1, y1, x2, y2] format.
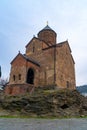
[26, 39, 55, 86]
[5, 84, 34, 95]
[9, 54, 40, 86]
[38, 30, 56, 45]
[55, 42, 76, 89]
[9, 55, 27, 84]
[26, 38, 48, 56]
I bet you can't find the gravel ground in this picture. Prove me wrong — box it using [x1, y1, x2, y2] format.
[0, 118, 87, 130]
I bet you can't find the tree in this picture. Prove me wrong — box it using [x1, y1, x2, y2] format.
[0, 78, 8, 89]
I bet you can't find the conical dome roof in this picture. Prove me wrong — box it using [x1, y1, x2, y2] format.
[38, 25, 56, 34]
[43, 25, 53, 30]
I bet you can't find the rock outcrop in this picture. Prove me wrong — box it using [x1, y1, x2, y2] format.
[0, 88, 87, 118]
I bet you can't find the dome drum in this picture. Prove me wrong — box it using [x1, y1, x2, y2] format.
[38, 25, 57, 45]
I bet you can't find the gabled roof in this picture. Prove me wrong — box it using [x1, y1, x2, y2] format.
[56, 40, 72, 53]
[25, 36, 49, 48]
[42, 40, 75, 64]
[11, 52, 40, 67]
[42, 40, 72, 53]
[23, 54, 40, 66]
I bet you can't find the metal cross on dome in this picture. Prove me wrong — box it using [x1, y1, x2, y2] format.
[46, 21, 48, 25]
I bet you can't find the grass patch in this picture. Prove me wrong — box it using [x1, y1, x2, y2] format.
[0, 114, 87, 119]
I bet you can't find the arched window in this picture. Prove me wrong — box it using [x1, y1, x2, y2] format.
[27, 68, 34, 84]
[19, 74, 21, 80]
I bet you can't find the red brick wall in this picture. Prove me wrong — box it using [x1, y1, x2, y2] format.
[9, 54, 40, 86]
[5, 84, 34, 95]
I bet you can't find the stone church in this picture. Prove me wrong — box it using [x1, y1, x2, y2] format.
[5, 24, 76, 95]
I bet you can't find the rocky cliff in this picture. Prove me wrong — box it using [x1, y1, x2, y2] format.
[0, 88, 87, 118]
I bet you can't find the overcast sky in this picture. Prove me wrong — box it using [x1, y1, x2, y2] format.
[0, 0, 87, 86]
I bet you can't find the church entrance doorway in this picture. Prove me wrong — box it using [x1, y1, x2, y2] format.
[27, 68, 34, 84]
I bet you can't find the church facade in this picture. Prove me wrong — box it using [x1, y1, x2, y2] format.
[5, 24, 76, 95]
